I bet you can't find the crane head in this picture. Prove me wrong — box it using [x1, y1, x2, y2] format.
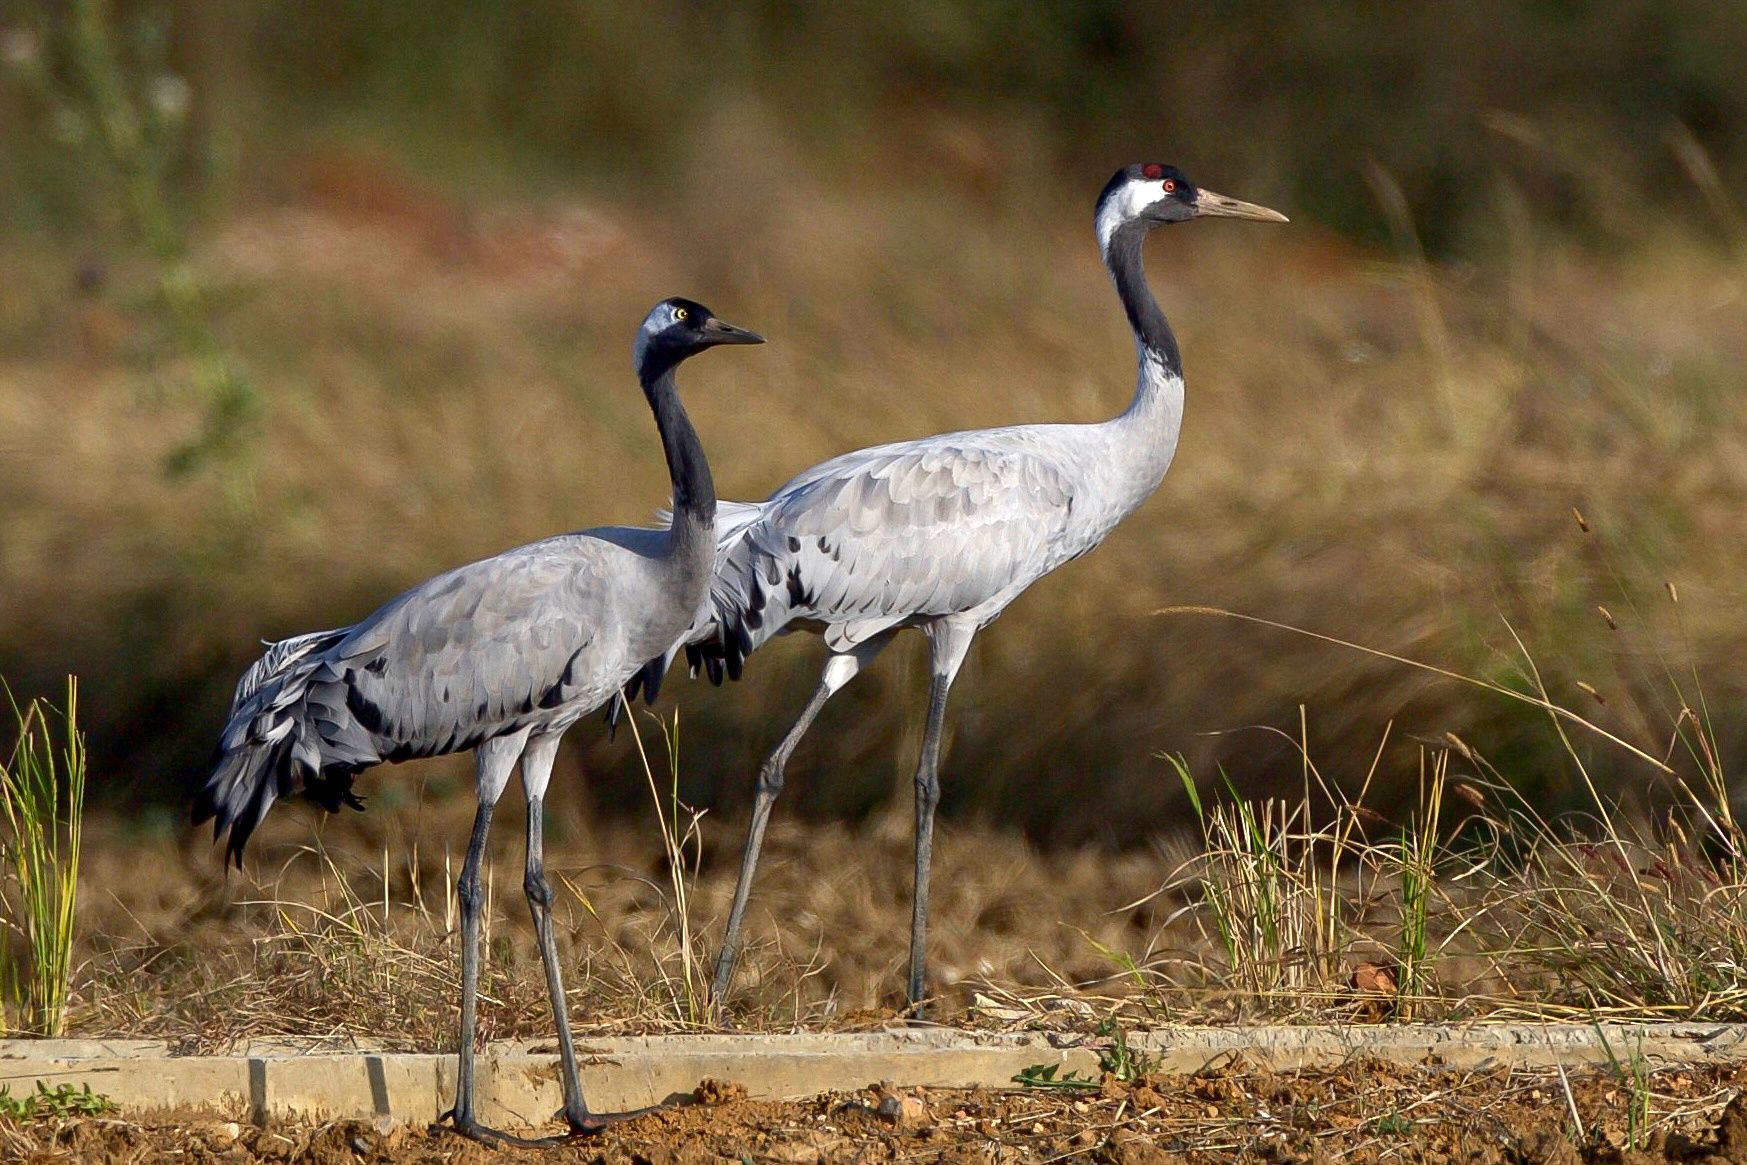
[1096, 164, 1287, 252]
[634, 297, 765, 376]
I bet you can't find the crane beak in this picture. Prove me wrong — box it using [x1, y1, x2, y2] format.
[1193, 189, 1289, 223]
[701, 318, 766, 346]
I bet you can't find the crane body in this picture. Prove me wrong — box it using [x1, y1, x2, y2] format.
[195, 299, 763, 1144]
[663, 166, 1287, 1011]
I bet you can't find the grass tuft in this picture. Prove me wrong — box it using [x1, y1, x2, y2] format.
[0, 677, 86, 1038]
[615, 703, 710, 1027]
[1119, 605, 1747, 1027]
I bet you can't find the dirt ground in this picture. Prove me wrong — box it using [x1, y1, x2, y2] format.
[7, 1060, 1747, 1164]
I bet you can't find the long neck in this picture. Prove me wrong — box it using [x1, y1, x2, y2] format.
[1103, 220, 1183, 408]
[639, 360, 716, 556]
[1094, 220, 1187, 509]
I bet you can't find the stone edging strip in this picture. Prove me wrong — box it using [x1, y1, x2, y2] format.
[0, 1023, 1739, 1129]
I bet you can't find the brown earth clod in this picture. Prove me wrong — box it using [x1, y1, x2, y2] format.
[3, 1061, 1744, 1165]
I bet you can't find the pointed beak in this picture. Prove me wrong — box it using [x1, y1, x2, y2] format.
[1193, 188, 1289, 223]
[701, 317, 766, 346]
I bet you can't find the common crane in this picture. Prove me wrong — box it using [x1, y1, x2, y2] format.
[194, 298, 763, 1145]
[658, 165, 1285, 1013]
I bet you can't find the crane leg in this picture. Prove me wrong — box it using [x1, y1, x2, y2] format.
[517, 734, 656, 1136]
[712, 642, 882, 1010]
[438, 734, 561, 1147]
[907, 623, 975, 1016]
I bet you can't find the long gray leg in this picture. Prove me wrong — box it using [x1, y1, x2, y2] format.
[517, 734, 592, 1132]
[711, 640, 887, 1008]
[515, 732, 661, 1136]
[907, 621, 975, 1014]
[451, 799, 494, 1125]
[438, 733, 546, 1146]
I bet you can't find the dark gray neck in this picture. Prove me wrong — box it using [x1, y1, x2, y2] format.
[639, 362, 715, 546]
[1104, 221, 1181, 379]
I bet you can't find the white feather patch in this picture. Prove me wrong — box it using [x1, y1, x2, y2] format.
[1095, 177, 1163, 254]
[633, 302, 684, 368]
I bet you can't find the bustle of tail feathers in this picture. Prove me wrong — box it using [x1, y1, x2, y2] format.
[229, 629, 341, 711]
[193, 628, 366, 868]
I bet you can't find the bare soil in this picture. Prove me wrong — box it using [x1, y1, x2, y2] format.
[7, 1061, 1747, 1164]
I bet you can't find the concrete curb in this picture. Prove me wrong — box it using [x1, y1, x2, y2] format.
[1, 1023, 1741, 1130]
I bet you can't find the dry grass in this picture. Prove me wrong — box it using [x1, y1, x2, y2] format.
[3, 148, 1745, 837]
[72, 788, 1190, 1048]
[46, 542, 1746, 1044]
[50, 667, 1747, 1047]
[1124, 749, 1747, 1028]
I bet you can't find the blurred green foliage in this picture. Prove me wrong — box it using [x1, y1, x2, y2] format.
[2, 0, 257, 476]
[4, 1, 1746, 251]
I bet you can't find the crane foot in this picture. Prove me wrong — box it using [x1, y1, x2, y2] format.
[563, 1104, 662, 1136]
[435, 1097, 671, 1144]
[433, 1107, 566, 1148]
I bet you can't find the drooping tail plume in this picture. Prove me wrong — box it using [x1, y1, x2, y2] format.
[193, 627, 368, 866]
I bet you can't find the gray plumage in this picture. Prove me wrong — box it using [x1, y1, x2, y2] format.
[201, 527, 696, 859]
[194, 297, 763, 1145]
[667, 165, 1287, 1012]
[707, 425, 1136, 664]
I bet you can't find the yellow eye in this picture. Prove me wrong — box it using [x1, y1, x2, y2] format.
[674, 307, 688, 321]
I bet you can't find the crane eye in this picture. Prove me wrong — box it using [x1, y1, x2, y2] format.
[1162, 179, 1177, 193]
[673, 307, 688, 321]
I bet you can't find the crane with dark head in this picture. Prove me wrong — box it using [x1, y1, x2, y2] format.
[196, 297, 762, 1145]
[646, 164, 1286, 1014]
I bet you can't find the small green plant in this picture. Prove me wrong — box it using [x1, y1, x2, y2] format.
[1012, 1062, 1100, 1092]
[1015, 1019, 1154, 1092]
[1094, 1017, 1157, 1082]
[1369, 1109, 1413, 1137]
[0, 1081, 116, 1121]
[1595, 1026, 1653, 1150]
[0, 677, 87, 1037]
[1392, 750, 1446, 1015]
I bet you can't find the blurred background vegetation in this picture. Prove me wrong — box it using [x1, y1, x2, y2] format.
[1, 0, 1744, 849]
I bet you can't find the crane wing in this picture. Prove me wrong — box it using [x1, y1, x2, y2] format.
[204, 533, 657, 865]
[700, 429, 1079, 675]
[319, 542, 617, 760]
[220, 538, 619, 782]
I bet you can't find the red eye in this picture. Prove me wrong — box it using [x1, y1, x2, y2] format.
[1163, 179, 1177, 193]
[1141, 163, 1165, 180]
